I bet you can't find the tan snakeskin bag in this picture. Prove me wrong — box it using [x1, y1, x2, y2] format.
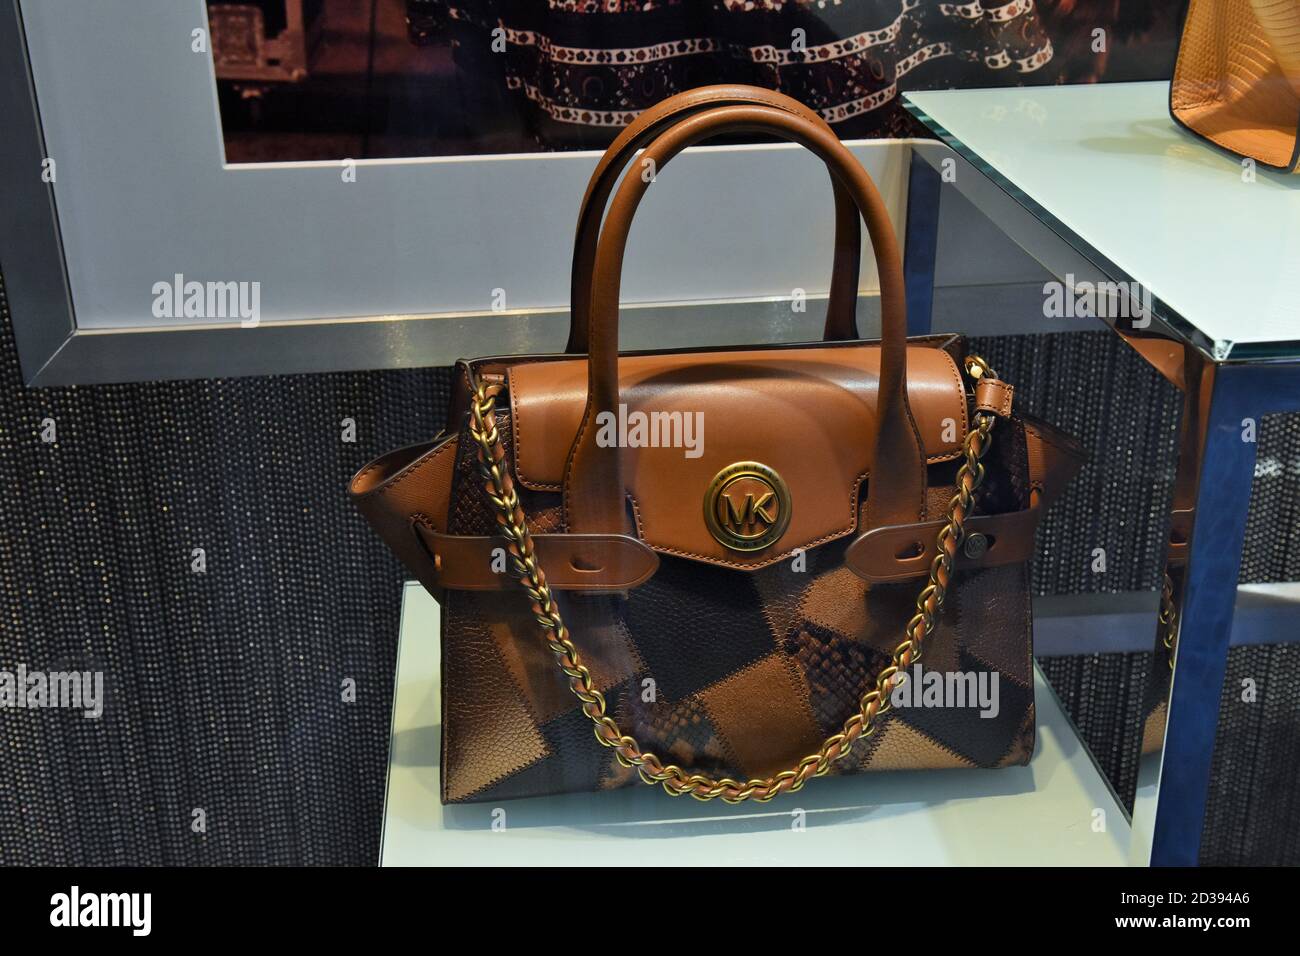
[1172, 0, 1300, 171]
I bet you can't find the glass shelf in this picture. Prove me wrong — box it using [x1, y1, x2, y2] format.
[905, 82, 1300, 363]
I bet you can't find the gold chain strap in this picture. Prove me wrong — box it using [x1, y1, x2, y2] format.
[466, 357, 1000, 802]
[1160, 571, 1178, 670]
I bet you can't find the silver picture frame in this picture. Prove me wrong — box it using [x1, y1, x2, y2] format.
[0, 0, 927, 386]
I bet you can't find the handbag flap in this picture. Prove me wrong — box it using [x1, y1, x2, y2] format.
[506, 344, 968, 570]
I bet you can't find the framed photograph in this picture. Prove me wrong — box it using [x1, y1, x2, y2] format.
[0, 0, 925, 386]
[1, 0, 1181, 385]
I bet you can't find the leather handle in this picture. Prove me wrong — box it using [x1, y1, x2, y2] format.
[566, 85, 863, 351]
[565, 103, 924, 535]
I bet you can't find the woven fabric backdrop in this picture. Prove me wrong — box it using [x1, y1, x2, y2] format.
[0, 269, 1296, 864]
[0, 275, 449, 865]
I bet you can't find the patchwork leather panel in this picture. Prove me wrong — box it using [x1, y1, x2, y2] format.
[623, 557, 777, 701]
[698, 654, 826, 779]
[488, 593, 644, 726]
[857, 719, 975, 772]
[789, 618, 892, 734]
[475, 683, 630, 803]
[615, 681, 739, 781]
[440, 599, 550, 803]
[439, 403, 1038, 803]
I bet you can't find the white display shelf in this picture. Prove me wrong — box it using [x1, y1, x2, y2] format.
[381, 583, 1136, 866]
[905, 82, 1300, 359]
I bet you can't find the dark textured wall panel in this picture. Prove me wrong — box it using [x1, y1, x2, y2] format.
[1202, 644, 1300, 866]
[1241, 415, 1300, 585]
[0, 276, 449, 865]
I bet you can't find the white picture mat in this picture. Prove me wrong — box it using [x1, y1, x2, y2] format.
[22, 0, 910, 333]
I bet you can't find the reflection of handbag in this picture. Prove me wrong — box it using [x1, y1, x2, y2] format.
[351, 86, 1084, 804]
[1139, 354, 1210, 754]
[1171, 0, 1300, 171]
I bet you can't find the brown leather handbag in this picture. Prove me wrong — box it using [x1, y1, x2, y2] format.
[1171, 0, 1300, 171]
[351, 86, 1084, 804]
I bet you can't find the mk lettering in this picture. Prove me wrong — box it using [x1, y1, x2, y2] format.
[723, 491, 776, 530]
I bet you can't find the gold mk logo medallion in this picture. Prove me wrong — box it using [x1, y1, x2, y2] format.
[703, 461, 792, 552]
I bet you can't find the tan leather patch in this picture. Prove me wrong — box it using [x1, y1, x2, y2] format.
[796, 563, 938, 663]
[750, 560, 809, 646]
[442, 597, 550, 802]
[798, 564, 873, 639]
[699, 655, 824, 779]
[508, 345, 967, 571]
[861, 719, 975, 771]
[1141, 700, 1168, 755]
